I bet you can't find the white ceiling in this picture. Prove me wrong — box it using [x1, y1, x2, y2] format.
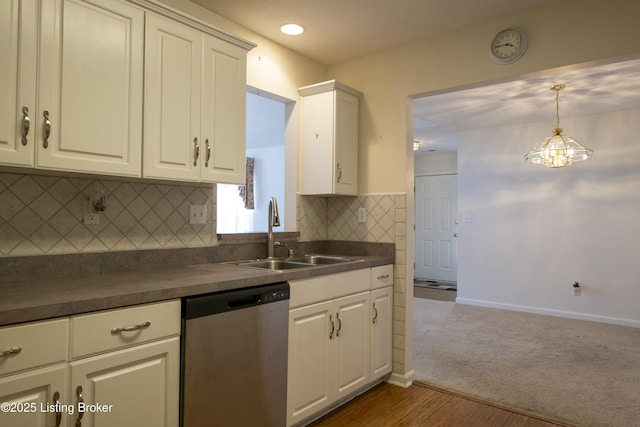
[190, 0, 640, 153]
[190, 0, 565, 66]
[413, 58, 640, 152]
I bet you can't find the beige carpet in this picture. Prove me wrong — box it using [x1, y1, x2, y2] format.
[412, 298, 640, 427]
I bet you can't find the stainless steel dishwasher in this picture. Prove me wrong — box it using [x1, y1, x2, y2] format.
[181, 282, 290, 427]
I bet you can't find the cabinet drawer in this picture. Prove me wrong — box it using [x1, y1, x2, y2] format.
[0, 318, 69, 377]
[371, 265, 393, 289]
[289, 269, 369, 308]
[70, 300, 180, 359]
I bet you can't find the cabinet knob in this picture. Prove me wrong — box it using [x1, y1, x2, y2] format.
[329, 314, 335, 339]
[0, 346, 22, 358]
[76, 386, 84, 427]
[372, 303, 378, 324]
[21, 106, 30, 146]
[193, 137, 200, 166]
[110, 321, 151, 334]
[205, 139, 211, 168]
[53, 391, 62, 427]
[43, 110, 51, 149]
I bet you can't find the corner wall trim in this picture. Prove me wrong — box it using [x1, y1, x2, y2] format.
[386, 370, 415, 388]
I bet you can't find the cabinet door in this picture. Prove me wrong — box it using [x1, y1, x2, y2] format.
[37, 0, 143, 177]
[334, 89, 358, 195]
[333, 291, 370, 401]
[299, 91, 335, 195]
[370, 286, 393, 378]
[287, 300, 333, 427]
[68, 337, 179, 427]
[143, 13, 202, 182]
[0, 364, 68, 427]
[200, 35, 247, 184]
[0, 0, 38, 167]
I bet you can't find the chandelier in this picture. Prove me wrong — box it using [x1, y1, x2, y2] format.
[524, 84, 593, 168]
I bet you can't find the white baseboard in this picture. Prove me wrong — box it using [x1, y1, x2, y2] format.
[456, 297, 640, 328]
[386, 370, 415, 388]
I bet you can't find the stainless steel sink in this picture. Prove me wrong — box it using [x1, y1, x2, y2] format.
[235, 259, 313, 271]
[288, 255, 353, 265]
[233, 255, 355, 271]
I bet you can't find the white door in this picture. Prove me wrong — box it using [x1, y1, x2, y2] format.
[415, 174, 458, 282]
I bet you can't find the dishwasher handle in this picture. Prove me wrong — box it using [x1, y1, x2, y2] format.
[183, 282, 290, 319]
[228, 295, 261, 309]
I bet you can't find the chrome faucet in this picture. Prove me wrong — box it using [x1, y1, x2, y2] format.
[267, 197, 281, 259]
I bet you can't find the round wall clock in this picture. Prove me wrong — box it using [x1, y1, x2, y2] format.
[490, 27, 528, 64]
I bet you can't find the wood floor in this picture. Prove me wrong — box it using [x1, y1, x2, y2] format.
[310, 382, 568, 427]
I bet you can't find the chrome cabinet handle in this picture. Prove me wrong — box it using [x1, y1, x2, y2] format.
[336, 313, 342, 337]
[205, 139, 211, 168]
[43, 110, 51, 148]
[329, 314, 335, 340]
[336, 162, 342, 183]
[110, 321, 150, 334]
[193, 137, 200, 166]
[75, 386, 84, 427]
[53, 391, 62, 427]
[372, 303, 378, 324]
[22, 106, 30, 146]
[377, 274, 390, 280]
[0, 346, 22, 358]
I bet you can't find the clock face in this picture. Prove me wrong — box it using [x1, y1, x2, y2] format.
[490, 28, 527, 64]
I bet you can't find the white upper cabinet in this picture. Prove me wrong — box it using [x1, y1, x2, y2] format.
[39, 0, 143, 176]
[1, 0, 252, 183]
[0, 0, 38, 167]
[143, 13, 202, 182]
[298, 80, 361, 196]
[144, 13, 248, 184]
[1, 0, 144, 176]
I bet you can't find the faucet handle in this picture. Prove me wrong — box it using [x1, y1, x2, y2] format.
[288, 249, 295, 259]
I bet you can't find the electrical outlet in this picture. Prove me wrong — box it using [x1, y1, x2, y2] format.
[84, 201, 99, 225]
[358, 207, 367, 223]
[190, 205, 207, 225]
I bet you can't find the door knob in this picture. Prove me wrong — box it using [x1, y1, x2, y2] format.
[454, 233, 459, 237]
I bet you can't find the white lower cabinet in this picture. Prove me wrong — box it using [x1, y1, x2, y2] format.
[287, 266, 393, 426]
[370, 286, 393, 378]
[68, 337, 179, 427]
[287, 292, 370, 426]
[0, 364, 68, 427]
[0, 300, 180, 427]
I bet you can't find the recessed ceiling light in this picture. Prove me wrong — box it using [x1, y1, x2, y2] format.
[281, 23, 304, 36]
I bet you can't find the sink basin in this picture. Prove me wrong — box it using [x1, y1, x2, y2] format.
[235, 259, 313, 271]
[288, 255, 353, 265]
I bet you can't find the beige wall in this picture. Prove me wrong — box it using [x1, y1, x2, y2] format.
[328, 0, 640, 194]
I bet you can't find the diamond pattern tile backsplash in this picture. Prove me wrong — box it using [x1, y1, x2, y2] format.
[0, 173, 215, 256]
[1, 171, 406, 258]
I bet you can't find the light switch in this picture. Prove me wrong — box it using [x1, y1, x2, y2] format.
[190, 205, 207, 225]
[358, 207, 367, 223]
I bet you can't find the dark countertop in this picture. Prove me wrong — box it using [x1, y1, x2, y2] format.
[0, 247, 393, 326]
